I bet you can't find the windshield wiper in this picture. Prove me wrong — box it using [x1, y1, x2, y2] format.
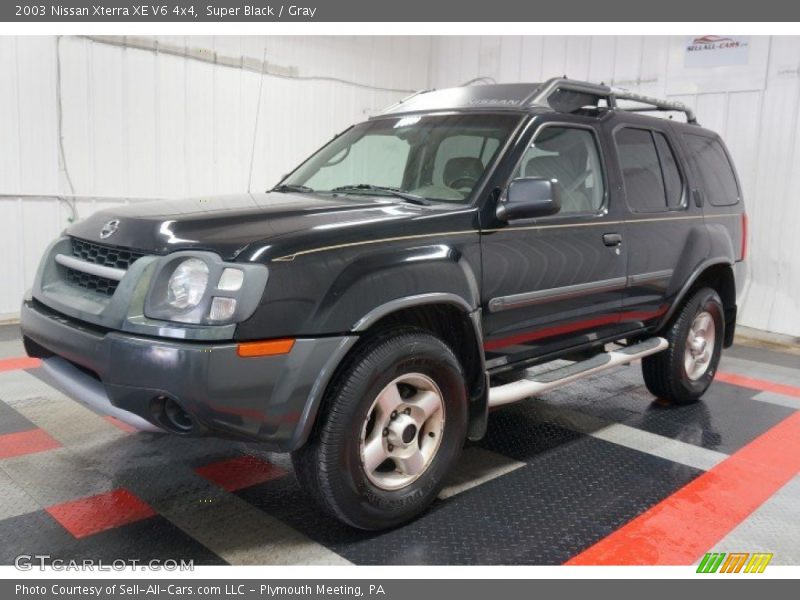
[271, 184, 315, 193]
[330, 184, 431, 206]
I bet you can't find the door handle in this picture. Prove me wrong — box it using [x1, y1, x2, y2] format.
[602, 233, 623, 247]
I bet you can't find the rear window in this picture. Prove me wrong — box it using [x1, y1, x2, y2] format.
[683, 134, 740, 206]
[615, 128, 684, 212]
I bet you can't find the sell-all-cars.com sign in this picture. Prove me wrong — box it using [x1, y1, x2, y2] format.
[684, 35, 750, 68]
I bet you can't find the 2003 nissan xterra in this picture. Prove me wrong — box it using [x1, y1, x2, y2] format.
[21, 78, 747, 529]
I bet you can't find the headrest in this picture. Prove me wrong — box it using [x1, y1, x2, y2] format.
[444, 157, 485, 187]
[524, 155, 579, 188]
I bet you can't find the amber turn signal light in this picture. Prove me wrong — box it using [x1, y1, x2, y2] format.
[237, 338, 295, 357]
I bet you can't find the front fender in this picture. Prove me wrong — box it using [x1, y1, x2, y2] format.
[314, 243, 481, 332]
[235, 234, 482, 339]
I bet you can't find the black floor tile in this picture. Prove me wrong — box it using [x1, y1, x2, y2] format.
[0, 511, 226, 566]
[479, 403, 585, 462]
[725, 344, 800, 370]
[238, 436, 700, 565]
[622, 381, 795, 454]
[0, 400, 37, 435]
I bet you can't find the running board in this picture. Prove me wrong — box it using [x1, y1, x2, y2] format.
[488, 337, 668, 408]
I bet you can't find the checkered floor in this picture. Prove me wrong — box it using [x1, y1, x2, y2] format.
[1, 323, 798, 565]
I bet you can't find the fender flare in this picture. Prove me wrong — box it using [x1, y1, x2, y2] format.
[657, 258, 733, 330]
[351, 292, 490, 441]
[352, 292, 477, 331]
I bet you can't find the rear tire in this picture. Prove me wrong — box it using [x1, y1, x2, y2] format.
[291, 327, 467, 530]
[642, 287, 724, 405]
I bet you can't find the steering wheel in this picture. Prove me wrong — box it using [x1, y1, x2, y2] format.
[447, 175, 479, 190]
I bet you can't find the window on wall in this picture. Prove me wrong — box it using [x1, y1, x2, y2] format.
[513, 126, 605, 214]
[682, 134, 740, 206]
[615, 128, 685, 212]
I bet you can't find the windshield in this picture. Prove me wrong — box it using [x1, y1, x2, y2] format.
[281, 113, 521, 203]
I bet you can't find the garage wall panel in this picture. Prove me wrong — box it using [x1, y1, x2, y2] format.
[16, 37, 60, 195]
[0, 35, 429, 319]
[0, 38, 23, 195]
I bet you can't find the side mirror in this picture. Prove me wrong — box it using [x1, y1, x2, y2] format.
[496, 177, 562, 221]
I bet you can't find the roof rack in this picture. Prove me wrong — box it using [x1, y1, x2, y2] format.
[526, 77, 697, 124]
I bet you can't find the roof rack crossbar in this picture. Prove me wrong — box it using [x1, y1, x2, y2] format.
[527, 77, 697, 124]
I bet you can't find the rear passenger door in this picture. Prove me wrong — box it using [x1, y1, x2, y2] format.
[612, 123, 700, 329]
[481, 120, 628, 368]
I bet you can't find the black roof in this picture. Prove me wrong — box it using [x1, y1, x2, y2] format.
[381, 78, 699, 126]
[382, 83, 544, 115]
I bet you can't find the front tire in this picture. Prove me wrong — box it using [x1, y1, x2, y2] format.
[291, 327, 467, 530]
[642, 287, 724, 405]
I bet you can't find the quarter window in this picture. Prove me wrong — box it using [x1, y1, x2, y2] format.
[615, 127, 685, 212]
[654, 133, 684, 208]
[513, 127, 605, 214]
[683, 134, 740, 206]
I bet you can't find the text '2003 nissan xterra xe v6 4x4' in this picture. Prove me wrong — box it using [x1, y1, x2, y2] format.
[21, 78, 747, 530]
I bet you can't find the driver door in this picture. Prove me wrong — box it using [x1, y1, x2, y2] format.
[481, 120, 628, 369]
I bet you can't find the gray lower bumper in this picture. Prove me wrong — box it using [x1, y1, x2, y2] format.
[40, 357, 162, 432]
[21, 300, 357, 450]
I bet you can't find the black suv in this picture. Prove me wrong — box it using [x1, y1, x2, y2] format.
[21, 78, 747, 530]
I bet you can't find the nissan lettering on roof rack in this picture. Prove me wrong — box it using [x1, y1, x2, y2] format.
[21, 77, 747, 530]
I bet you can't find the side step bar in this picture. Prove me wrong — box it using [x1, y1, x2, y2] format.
[488, 337, 668, 408]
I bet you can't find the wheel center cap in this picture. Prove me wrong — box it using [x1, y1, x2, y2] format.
[387, 414, 417, 447]
[690, 336, 706, 355]
[402, 424, 417, 444]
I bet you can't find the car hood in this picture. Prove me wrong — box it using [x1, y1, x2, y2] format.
[65, 192, 427, 260]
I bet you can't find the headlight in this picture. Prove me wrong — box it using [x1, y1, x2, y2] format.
[167, 258, 209, 309]
[144, 251, 269, 326]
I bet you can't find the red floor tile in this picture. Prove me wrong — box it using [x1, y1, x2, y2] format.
[0, 428, 61, 459]
[195, 455, 287, 492]
[567, 411, 800, 565]
[716, 371, 800, 398]
[104, 415, 137, 433]
[46, 488, 157, 539]
[0, 357, 41, 373]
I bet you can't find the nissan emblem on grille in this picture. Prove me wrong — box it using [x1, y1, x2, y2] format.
[99, 219, 120, 239]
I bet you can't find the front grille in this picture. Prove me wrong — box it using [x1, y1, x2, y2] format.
[71, 237, 146, 270]
[64, 269, 119, 296]
[63, 238, 148, 296]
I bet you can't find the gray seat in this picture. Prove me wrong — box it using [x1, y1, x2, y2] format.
[524, 155, 592, 213]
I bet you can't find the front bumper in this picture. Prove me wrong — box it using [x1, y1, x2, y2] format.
[21, 300, 356, 451]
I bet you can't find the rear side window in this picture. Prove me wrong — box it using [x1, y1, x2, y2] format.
[615, 127, 685, 212]
[683, 134, 740, 206]
[654, 133, 684, 208]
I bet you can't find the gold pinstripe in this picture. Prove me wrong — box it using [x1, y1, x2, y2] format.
[271, 213, 741, 262]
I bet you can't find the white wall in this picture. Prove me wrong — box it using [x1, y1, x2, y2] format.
[430, 36, 800, 338]
[0, 35, 430, 317]
[2, 35, 799, 338]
